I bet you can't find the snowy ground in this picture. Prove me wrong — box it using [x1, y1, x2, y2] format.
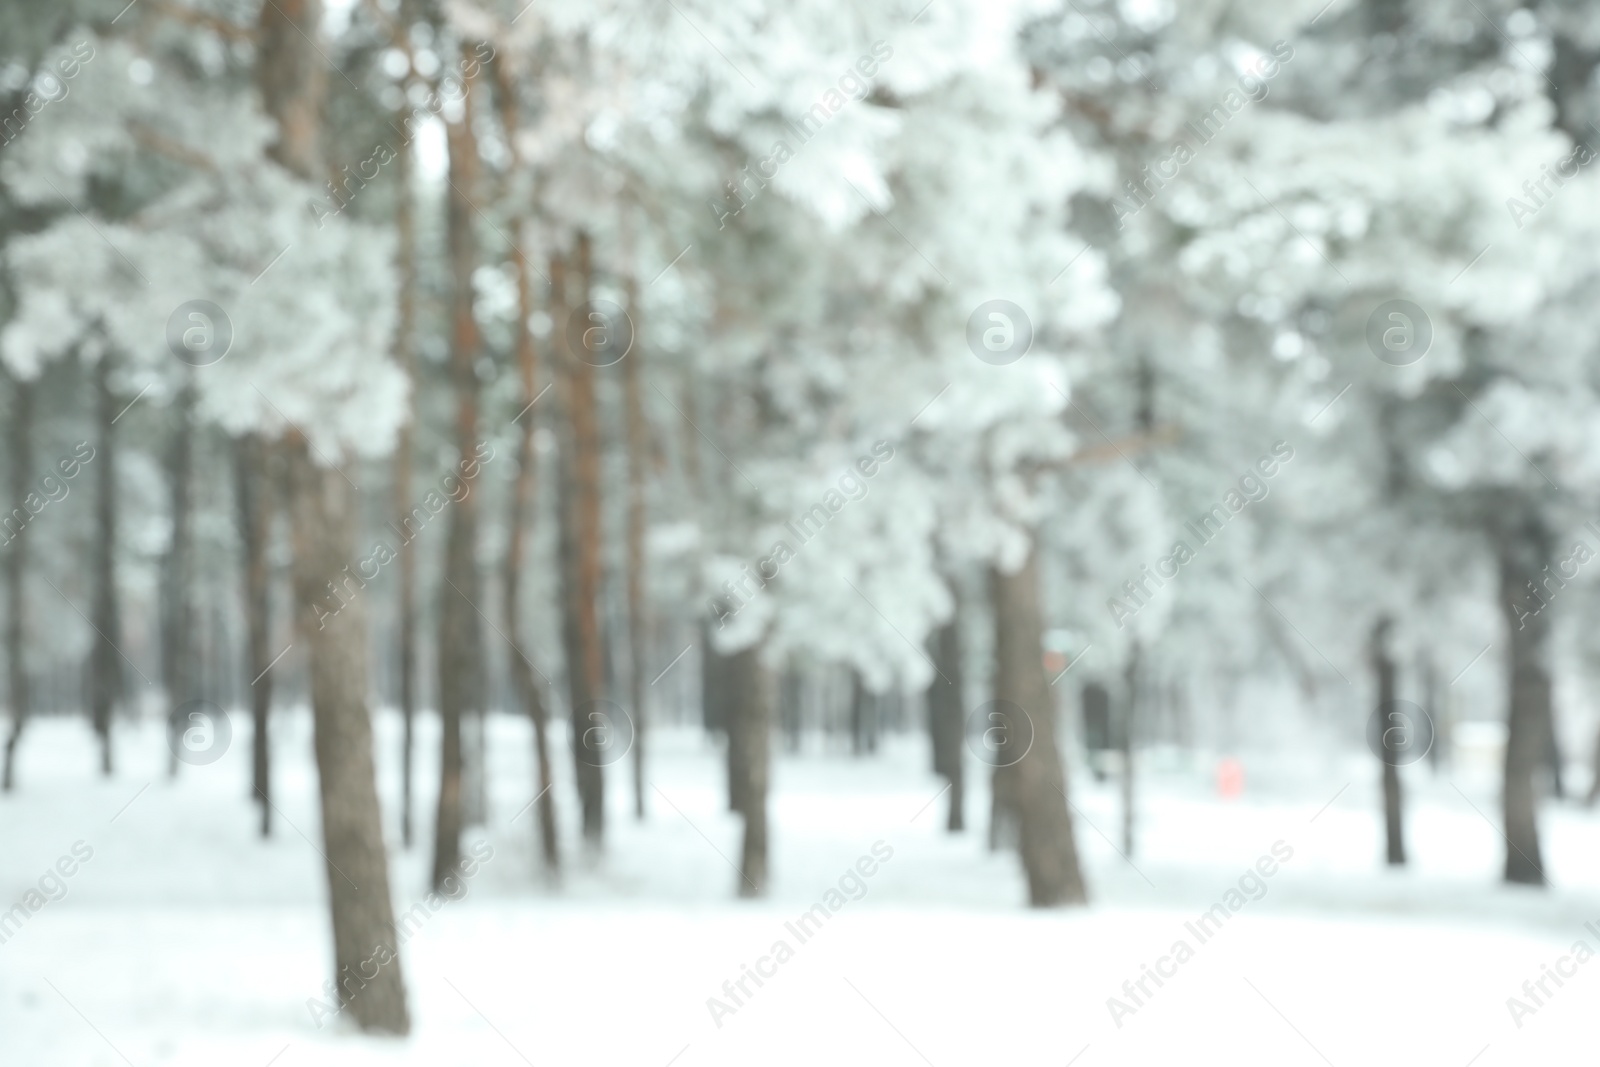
[3, 708, 1599, 1066]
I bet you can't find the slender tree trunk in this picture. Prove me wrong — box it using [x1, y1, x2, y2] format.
[927, 609, 965, 831]
[90, 356, 121, 777]
[236, 434, 274, 836]
[1369, 616, 1405, 865]
[622, 275, 650, 821]
[1121, 641, 1139, 858]
[728, 644, 770, 896]
[1497, 507, 1549, 886]
[991, 548, 1087, 906]
[701, 620, 729, 735]
[257, 0, 408, 1033]
[2, 374, 32, 791]
[493, 83, 559, 867]
[433, 45, 487, 887]
[726, 642, 750, 815]
[850, 670, 868, 756]
[392, 89, 419, 851]
[555, 236, 608, 844]
[163, 378, 196, 776]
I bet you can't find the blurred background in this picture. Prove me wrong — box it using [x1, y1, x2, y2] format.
[3, 0, 1600, 1063]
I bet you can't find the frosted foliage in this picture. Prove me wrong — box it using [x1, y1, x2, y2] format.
[1, 30, 405, 463]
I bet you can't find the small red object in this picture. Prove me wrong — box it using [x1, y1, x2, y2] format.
[1217, 757, 1245, 799]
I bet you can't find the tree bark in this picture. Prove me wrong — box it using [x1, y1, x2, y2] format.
[991, 548, 1087, 906]
[926, 610, 965, 831]
[554, 236, 608, 844]
[433, 43, 487, 887]
[1121, 641, 1139, 857]
[728, 644, 770, 896]
[162, 377, 196, 776]
[257, 0, 409, 1033]
[392, 88, 419, 852]
[1497, 506, 1550, 886]
[287, 443, 410, 1034]
[90, 356, 122, 777]
[2, 373, 32, 791]
[622, 275, 650, 821]
[236, 434, 274, 836]
[1369, 616, 1405, 866]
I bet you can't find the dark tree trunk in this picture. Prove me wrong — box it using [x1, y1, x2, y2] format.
[701, 620, 730, 734]
[1369, 616, 1406, 865]
[779, 664, 803, 753]
[1497, 507, 1550, 886]
[162, 378, 197, 776]
[90, 356, 121, 777]
[926, 611, 965, 831]
[491, 55, 560, 868]
[726, 642, 750, 816]
[554, 238, 608, 844]
[622, 275, 650, 821]
[392, 88, 419, 852]
[991, 549, 1088, 906]
[2, 374, 32, 791]
[433, 45, 487, 887]
[1121, 641, 1139, 857]
[236, 434, 274, 836]
[728, 644, 770, 896]
[257, 0, 408, 1033]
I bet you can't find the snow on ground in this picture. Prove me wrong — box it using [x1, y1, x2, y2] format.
[2, 707, 1598, 1065]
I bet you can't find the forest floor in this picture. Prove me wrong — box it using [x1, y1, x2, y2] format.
[3, 709, 1598, 1065]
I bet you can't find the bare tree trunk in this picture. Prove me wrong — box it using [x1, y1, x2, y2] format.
[1121, 641, 1139, 858]
[257, 0, 408, 1033]
[622, 275, 650, 821]
[991, 548, 1087, 906]
[433, 43, 486, 887]
[555, 236, 608, 845]
[90, 355, 121, 777]
[1369, 616, 1406, 865]
[492, 57, 559, 868]
[728, 644, 770, 896]
[392, 88, 419, 851]
[163, 377, 197, 776]
[236, 434, 274, 836]
[286, 443, 410, 1033]
[726, 642, 750, 815]
[926, 609, 965, 832]
[2, 373, 32, 791]
[1497, 507, 1549, 886]
[701, 620, 730, 735]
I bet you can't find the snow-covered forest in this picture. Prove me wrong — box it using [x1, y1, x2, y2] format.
[4, 0, 1600, 1062]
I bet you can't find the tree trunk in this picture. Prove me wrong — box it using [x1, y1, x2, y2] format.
[554, 236, 608, 845]
[90, 356, 121, 777]
[1121, 641, 1139, 858]
[162, 377, 196, 776]
[991, 548, 1087, 906]
[1497, 507, 1550, 886]
[622, 275, 650, 821]
[1369, 616, 1405, 865]
[433, 44, 487, 887]
[286, 443, 410, 1033]
[392, 87, 419, 852]
[236, 434, 274, 836]
[728, 644, 770, 896]
[2, 373, 32, 791]
[493, 74, 559, 868]
[926, 610, 965, 831]
[701, 620, 730, 734]
[257, 0, 409, 1033]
